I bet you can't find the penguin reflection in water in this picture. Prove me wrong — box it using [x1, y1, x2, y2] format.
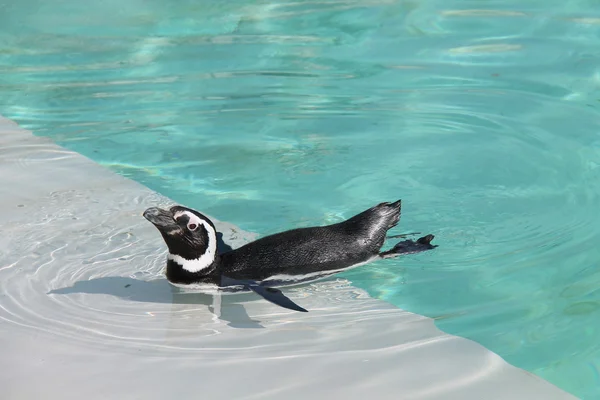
[144, 200, 436, 312]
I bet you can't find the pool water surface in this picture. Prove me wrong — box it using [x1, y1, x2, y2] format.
[2, 0, 600, 398]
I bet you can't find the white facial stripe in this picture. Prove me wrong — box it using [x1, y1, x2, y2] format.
[170, 210, 217, 273]
[173, 211, 201, 225]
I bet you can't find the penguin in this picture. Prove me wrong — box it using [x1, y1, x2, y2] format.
[143, 200, 437, 312]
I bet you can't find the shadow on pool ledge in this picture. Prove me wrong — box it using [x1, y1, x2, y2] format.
[48, 276, 268, 329]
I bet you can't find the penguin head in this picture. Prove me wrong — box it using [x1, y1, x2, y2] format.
[143, 205, 217, 273]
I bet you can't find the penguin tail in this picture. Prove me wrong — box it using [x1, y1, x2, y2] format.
[381, 199, 402, 230]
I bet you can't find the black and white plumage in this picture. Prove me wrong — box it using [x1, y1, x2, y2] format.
[143, 200, 437, 312]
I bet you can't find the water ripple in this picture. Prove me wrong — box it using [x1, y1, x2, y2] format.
[0, 164, 441, 362]
[1, 0, 599, 397]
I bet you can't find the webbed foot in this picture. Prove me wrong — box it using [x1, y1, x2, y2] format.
[380, 234, 437, 258]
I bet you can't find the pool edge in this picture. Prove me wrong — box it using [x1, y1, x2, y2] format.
[0, 115, 578, 400]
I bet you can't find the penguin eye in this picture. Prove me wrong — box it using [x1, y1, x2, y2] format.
[187, 223, 198, 231]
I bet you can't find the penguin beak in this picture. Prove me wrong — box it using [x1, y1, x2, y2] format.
[143, 207, 178, 230]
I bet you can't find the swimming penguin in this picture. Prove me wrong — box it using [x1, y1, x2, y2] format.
[143, 200, 436, 312]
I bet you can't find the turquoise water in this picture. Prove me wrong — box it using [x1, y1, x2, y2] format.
[2, 0, 600, 397]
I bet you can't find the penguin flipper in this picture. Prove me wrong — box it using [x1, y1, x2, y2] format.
[220, 276, 308, 313]
[248, 285, 308, 313]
